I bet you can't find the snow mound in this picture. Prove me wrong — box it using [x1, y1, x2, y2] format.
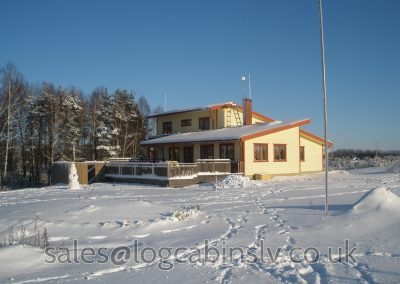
[352, 187, 400, 214]
[329, 170, 350, 175]
[385, 162, 400, 173]
[214, 175, 259, 190]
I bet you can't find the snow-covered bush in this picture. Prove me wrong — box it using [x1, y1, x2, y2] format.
[170, 205, 200, 221]
[1, 218, 50, 249]
[329, 156, 400, 171]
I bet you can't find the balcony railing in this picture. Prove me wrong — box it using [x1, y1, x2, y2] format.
[105, 159, 242, 180]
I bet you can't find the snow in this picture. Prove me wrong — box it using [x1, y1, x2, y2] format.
[352, 186, 400, 214]
[0, 168, 400, 283]
[68, 163, 81, 190]
[141, 120, 307, 145]
[214, 174, 260, 189]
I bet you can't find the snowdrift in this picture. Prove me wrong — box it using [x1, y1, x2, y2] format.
[352, 186, 400, 214]
[213, 175, 259, 190]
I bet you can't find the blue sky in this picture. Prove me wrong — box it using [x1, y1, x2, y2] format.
[1, 0, 399, 150]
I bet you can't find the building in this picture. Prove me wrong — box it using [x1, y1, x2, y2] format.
[141, 99, 333, 178]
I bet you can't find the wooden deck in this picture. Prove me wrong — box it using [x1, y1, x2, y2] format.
[105, 159, 243, 187]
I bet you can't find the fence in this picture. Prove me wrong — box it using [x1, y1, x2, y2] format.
[105, 159, 239, 180]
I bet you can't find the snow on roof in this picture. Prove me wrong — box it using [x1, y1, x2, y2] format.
[141, 119, 310, 145]
[145, 102, 237, 118]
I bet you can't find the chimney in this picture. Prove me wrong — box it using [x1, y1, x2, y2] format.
[243, 97, 252, 125]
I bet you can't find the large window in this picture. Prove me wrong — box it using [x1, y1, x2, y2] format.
[181, 119, 192, 127]
[254, 143, 268, 161]
[300, 146, 305, 162]
[220, 144, 235, 160]
[163, 121, 172, 134]
[199, 117, 210, 130]
[274, 144, 287, 162]
[200, 144, 214, 159]
[183, 146, 194, 163]
[168, 146, 179, 161]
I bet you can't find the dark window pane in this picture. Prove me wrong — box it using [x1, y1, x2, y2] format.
[200, 144, 214, 159]
[181, 119, 192, 127]
[199, 117, 210, 130]
[163, 121, 172, 134]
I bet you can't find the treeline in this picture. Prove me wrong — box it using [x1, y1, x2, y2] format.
[0, 63, 154, 188]
[333, 149, 400, 159]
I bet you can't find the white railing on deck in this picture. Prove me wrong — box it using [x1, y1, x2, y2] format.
[105, 159, 239, 180]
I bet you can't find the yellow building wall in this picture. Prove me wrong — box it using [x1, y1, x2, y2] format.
[244, 127, 300, 176]
[300, 137, 323, 172]
[156, 107, 270, 134]
[157, 110, 218, 135]
[220, 107, 266, 127]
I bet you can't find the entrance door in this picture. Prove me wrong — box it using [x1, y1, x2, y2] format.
[183, 146, 194, 163]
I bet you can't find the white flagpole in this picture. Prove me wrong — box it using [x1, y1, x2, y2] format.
[248, 73, 252, 99]
[318, 0, 329, 215]
[164, 92, 167, 112]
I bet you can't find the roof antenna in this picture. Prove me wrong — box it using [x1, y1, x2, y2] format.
[164, 92, 167, 112]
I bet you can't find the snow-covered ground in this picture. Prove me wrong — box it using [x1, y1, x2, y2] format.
[1, 166, 400, 283]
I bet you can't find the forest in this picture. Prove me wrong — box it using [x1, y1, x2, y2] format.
[0, 63, 157, 188]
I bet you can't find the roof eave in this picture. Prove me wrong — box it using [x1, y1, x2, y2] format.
[240, 119, 312, 142]
[300, 129, 333, 147]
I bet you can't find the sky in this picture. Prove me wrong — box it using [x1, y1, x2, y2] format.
[0, 0, 399, 150]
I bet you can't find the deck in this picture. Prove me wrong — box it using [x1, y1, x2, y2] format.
[105, 159, 243, 187]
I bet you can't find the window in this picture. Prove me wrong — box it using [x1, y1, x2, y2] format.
[168, 146, 179, 161]
[199, 117, 210, 130]
[220, 144, 235, 160]
[274, 144, 287, 161]
[200, 144, 214, 159]
[254, 144, 268, 161]
[183, 146, 194, 163]
[163, 121, 172, 134]
[300, 146, 305, 162]
[181, 119, 192, 127]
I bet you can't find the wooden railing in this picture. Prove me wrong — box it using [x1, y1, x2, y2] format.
[106, 162, 169, 179]
[105, 159, 241, 180]
[197, 159, 231, 173]
[168, 163, 198, 178]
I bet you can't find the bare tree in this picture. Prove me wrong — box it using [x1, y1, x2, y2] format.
[0, 63, 25, 176]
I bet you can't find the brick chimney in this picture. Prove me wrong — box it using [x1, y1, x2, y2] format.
[243, 98, 252, 125]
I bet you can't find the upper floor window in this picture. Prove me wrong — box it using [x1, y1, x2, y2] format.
[181, 119, 192, 127]
[274, 144, 287, 162]
[220, 144, 235, 160]
[254, 143, 268, 161]
[200, 144, 214, 159]
[300, 146, 305, 162]
[199, 117, 210, 130]
[163, 121, 172, 134]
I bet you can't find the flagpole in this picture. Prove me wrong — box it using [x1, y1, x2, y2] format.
[318, 0, 329, 215]
[248, 73, 252, 100]
[164, 92, 167, 112]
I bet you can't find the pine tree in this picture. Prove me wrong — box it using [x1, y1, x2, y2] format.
[89, 87, 115, 160]
[112, 90, 144, 158]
